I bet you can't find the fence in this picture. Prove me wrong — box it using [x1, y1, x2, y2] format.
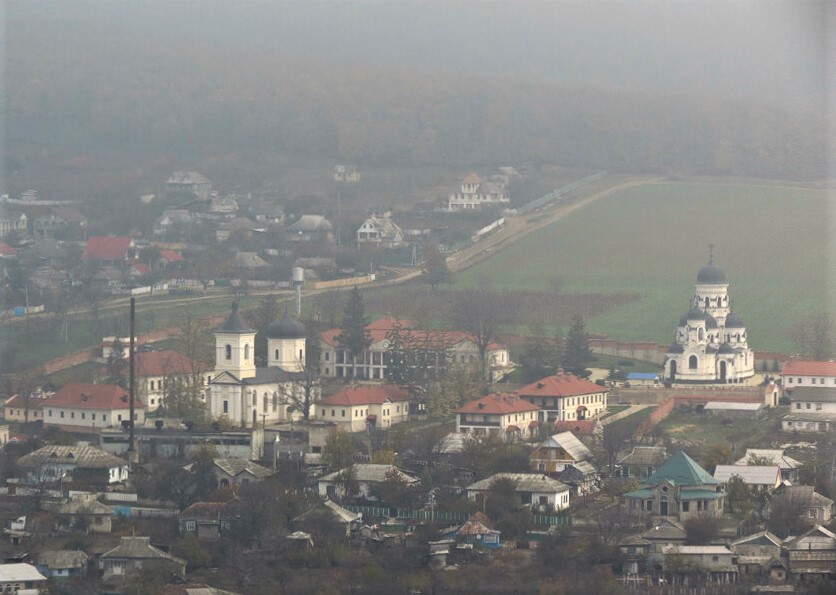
[517, 171, 607, 215]
[344, 505, 571, 526]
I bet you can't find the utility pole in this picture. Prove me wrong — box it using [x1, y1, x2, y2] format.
[128, 298, 137, 462]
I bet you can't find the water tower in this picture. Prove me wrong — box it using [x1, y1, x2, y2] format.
[291, 267, 304, 316]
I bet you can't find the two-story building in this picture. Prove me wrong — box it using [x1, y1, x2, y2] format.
[518, 371, 608, 423]
[316, 384, 411, 431]
[448, 173, 510, 211]
[165, 171, 212, 199]
[783, 525, 836, 579]
[529, 431, 594, 475]
[135, 350, 212, 412]
[0, 564, 48, 593]
[782, 387, 836, 432]
[356, 212, 404, 248]
[42, 383, 146, 432]
[455, 393, 540, 441]
[781, 359, 836, 389]
[318, 316, 512, 381]
[81, 236, 136, 266]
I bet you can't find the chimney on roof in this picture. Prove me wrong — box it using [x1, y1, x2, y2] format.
[536, 383, 544, 389]
[81, 394, 88, 402]
[557, 368, 564, 376]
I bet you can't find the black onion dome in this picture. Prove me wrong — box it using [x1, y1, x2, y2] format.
[706, 314, 718, 329]
[216, 302, 256, 333]
[717, 342, 736, 354]
[725, 312, 744, 328]
[267, 314, 306, 339]
[697, 262, 727, 284]
[686, 308, 708, 321]
[668, 343, 684, 354]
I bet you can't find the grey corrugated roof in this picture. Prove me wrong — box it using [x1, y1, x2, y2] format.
[57, 495, 113, 516]
[714, 465, 780, 485]
[320, 464, 418, 484]
[101, 536, 186, 566]
[294, 499, 362, 525]
[286, 215, 333, 232]
[467, 473, 570, 494]
[214, 458, 273, 479]
[38, 550, 88, 569]
[618, 446, 668, 467]
[539, 432, 594, 461]
[0, 563, 47, 582]
[18, 445, 128, 469]
[735, 449, 802, 470]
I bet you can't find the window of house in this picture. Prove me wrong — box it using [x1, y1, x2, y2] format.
[682, 501, 690, 512]
[341, 410, 345, 417]
[806, 403, 811, 409]
[796, 403, 801, 409]
[81, 413, 85, 419]
[185, 521, 196, 531]
[645, 501, 652, 512]
[48, 410, 52, 417]
[117, 414, 122, 421]
[812, 378, 816, 384]
[712, 556, 719, 562]
[816, 403, 823, 411]
[103, 415, 107, 422]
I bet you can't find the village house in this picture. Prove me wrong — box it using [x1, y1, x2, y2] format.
[730, 531, 786, 583]
[100, 536, 187, 579]
[32, 206, 87, 237]
[316, 384, 411, 431]
[17, 444, 130, 487]
[36, 550, 89, 579]
[42, 383, 146, 432]
[441, 512, 501, 549]
[356, 212, 404, 248]
[153, 208, 194, 236]
[662, 545, 737, 583]
[318, 316, 512, 381]
[179, 501, 240, 540]
[165, 171, 212, 199]
[455, 393, 540, 440]
[0, 563, 48, 593]
[734, 449, 802, 484]
[99, 426, 261, 460]
[782, 386, 836, 432]
[518, 371, 608, 423]
[0, 209, 27, 238]
[615, 446, 668, 479]
[770, 485, 833, 524]
[713, 465, 782, 492]
[334, 164, 361, 183]
[631, 519, 688, 568]
[54, 493, 114, 533]
[285, 215, 335, 244]
[317, 464, 419, 501]
[293, 499, 363, 536]
[465, 473, 571, 512]
[529, 431, 594, 474]
[783, 525, 836, 579]
[81, 236, 136, 265]
[193, 458, 274, 488]
[625, 451, 725, 520]
[447, 173, 510, 211]
[135, 349, 212, 412]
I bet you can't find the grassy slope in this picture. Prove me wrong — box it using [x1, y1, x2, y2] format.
[455, 182, 831, 353]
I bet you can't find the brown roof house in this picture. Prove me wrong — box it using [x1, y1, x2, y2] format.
[179, 501, 240, 541]
[518, 371, 608, 424]
[455, 393, 540, 441]
[440, 512, 501, 549]
[100, 536, 186, 580]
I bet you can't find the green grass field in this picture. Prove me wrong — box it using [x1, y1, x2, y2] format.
[456, 181, 832, 353]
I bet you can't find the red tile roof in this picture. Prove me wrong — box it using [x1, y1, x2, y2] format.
[320, 317, 506, 351]
[553, 420, 600, 436]
[319, 384, 411, 407]
[518, 372, 606, 398]
[45, 383, 145, 410]
[0, 242, 17, 257]
[158, 249, 183, 262]
[4, 395, 44, 410]
[135, 350, 210, 377]
[782, 360, 836, 377]
[82, 236, 133, 261]
[456, 393, 540, 415]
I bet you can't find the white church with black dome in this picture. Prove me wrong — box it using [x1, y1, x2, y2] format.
[206, 302, 315, 428]
[662, 252, 755, 384]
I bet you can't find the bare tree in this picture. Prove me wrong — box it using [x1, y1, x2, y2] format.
[792, 312, 834, 360]
[451, 288, 504, 381]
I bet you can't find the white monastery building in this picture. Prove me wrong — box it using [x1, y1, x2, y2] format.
[663, 253, 755, 384]
[206, 303, 315, 428]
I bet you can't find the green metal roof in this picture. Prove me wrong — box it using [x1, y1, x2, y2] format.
[645, 451, 718, 487]
[679, 489, 723, 500]
[624, 488, 653, 499]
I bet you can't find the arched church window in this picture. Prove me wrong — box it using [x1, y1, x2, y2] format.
[275, 349, 279, 360]
[225, 344, 232, 360]
[299, 349, 304, 361]
[273, 393, 278, 411]
[704, 297, 710, 308]
[252, 391, 257, 406]
[244, 344, 250, 360]
[736, 333, 741, 342]
[689, 355, 698, 370]
[263, 393, 268, 413]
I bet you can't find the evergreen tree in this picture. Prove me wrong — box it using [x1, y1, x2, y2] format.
[518, 329, 560, 382]
[422, 242, 451, 290]
[562, 315, 593, 378]
[106, 338, 128, 388]
[336, 287, 371, 378]
[384, 318, 411, 386]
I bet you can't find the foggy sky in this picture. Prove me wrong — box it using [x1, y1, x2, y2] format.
[7, 0, 830, 109]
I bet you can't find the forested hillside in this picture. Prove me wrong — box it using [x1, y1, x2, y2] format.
[4, 3, 829, 201]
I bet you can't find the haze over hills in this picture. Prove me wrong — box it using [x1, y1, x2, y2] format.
[2, 1, 831, 200]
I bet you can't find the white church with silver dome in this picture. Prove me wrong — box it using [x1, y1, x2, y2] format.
[663, 251, 755, 384]
[206, 302, 315, 428]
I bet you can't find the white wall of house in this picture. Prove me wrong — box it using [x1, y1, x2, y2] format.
[44, 406, 145, 430]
